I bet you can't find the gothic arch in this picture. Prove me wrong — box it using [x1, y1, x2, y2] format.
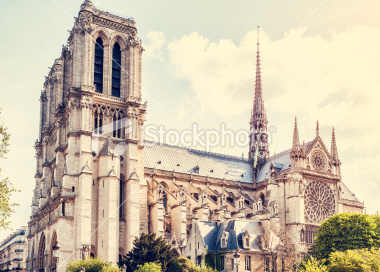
[90, 245, 97, 258]
[160, 181, 169, 189]
[37, 232, 46, 272]
[92, 29, 110, 46]
[110, 35, 128, 51]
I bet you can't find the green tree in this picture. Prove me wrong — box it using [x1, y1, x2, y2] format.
[0, 109, 18, 230]
[310, 213, 380, 260]
[66, 257, 121, 272]
[169, 257, 194, 272]
[122, 233, 177, 272]
[298, 256, 327, 272]
[328, 248, 380, 272]
[135, 262, 162, 272]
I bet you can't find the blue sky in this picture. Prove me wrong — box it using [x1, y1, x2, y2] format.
[0, 0, 379, 240]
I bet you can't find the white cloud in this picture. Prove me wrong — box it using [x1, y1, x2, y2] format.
[143, 31, 166, 61]
[167, 25, 380, 152]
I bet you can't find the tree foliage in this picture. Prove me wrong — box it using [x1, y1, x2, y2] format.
[310, 213, 380, 260]
[66, 257, 121, 272]
[135, 262, 162, 272]
[298, 256, 328, 272]
[122, 233, 177, 272]
[0, 109, 10, 159]
[169, 257, 217, 272]
[0, 109, 18, 230]
[328, 248, 380, 272]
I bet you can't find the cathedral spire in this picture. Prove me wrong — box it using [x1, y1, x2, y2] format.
[292, 117, 300, 151]
[249, 26, 269, 166]
[253, 26, 265, 118]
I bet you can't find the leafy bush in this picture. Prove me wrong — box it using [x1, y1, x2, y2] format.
[328, 248, 380, 272]
[298, 256, 327, 272]
[66, 257, 121, 272]
[135, 262, 162, 272]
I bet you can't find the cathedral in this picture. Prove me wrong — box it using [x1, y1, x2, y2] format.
[26, 1, 365, 272]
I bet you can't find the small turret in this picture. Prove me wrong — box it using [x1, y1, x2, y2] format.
[331, 127, 341, 176]
[292, 117, 300, 152]
[291, 117, 305, 169]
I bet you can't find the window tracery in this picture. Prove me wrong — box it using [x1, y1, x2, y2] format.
[304, 181, 335, 223]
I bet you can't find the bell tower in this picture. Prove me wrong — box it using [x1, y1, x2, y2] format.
[28, 1, 146, 270]
[249, 27, 269, 174]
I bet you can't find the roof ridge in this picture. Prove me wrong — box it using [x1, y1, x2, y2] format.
[268, 140, 315, 161]
[144, 140, 250, 162]
[268, 148, 291, 160]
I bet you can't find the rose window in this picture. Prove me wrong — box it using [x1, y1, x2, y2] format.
[311, 151, 326, 171]
[304, 181, 335, 223]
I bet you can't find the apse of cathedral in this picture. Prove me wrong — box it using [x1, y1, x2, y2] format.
[26, 1, 365, 272]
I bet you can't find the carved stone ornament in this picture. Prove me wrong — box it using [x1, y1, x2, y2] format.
[74, 12, 93, 34]
[80, 244, 90, 260]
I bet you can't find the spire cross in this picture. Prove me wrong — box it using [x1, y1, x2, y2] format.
[316, 120, 319, 137]
[257, 26, 260, 46]
[253, 26, 263, 116]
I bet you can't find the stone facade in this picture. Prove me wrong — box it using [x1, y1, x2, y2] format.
[26, 1, 364, 272]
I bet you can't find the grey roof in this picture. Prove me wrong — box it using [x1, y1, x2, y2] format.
[341, 182, 361, 202]
[143, 141, 254, 183]
[257, 150, 292, 183]
[197, 222, 219, 251]
[210, 219, 263, 251]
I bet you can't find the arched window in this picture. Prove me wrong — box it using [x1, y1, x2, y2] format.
[37, 233, 46, 272]
[112, 43, 121, 97]
[163, 191, 168, 212]
[112, 113, 122, 138]
[94, 38, 104, 93]
[113, 114, 117, 138]
[94, 110, 98, 134]
[94, 110, 103, 135]
[62, 202, 65, 216]
[260, 193, 265, 207]
[99, 111, 103, 134]
[117, 114, 122, 138]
